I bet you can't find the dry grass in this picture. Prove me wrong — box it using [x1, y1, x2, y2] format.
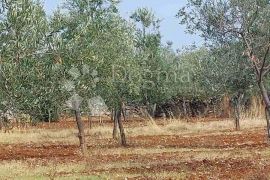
[89, 146, 270, 162]
[0, 117, 266, 144]
[1, 144, 270, 180]
[126, 117, 266, 137]
[103, 171, 188, 179]
[0, 116, 269, 179]
[163, 117, 265, 134]
[243, 96, 265, 119]
[0, 160, 103, 180]
[0, 159, 188, 179]
[0, 129, 78, 144]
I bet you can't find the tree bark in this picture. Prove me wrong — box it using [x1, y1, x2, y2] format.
[231, 95, 241, 131]
[258, 81, 270, 139]
[74, 110, 87, 155]
[183, 99, 187, 117]
[233, 104, 240, 131]
[265, 107, 270, 139]
[152, 103, 157, 117]
[111, 109, 114, 122]
[122, 105, 127, 122]
[99, 115, 103, 126]
[112, 109, 118, 140]
[48, 109, 51, 128]
[116, 107, 127, 146]
[0, 119, 2, 130]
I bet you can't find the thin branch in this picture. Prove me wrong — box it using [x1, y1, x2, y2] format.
[261, 45, 270, 77]
[252, 60, 260, 78]
[263, 67, 270, 77]
[241, 33, 260, 77]
[222, 28, 242, 36]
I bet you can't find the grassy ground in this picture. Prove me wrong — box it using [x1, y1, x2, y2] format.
[0, 117, 269, 179]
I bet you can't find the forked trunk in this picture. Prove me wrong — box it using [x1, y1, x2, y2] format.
[116, 107, 127, 146]
[258, 81, 270, 139]
[74, 110, 87, 155]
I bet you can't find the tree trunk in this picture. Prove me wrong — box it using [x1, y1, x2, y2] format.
[0, 119, 3, 130]
[213, 104, 216, 118]
[112, 109, 118, 140]
[99, 115, 102, 126]
[48, 109, 51, 128]
[116, 107, 127, 146]
[111, 109, 114, 122]
[152, 103, 157, 117]
[74, 110, 87, 155]
[233, 104, 240, 131]
[88, 112, 92, 129]
[146, 102, 156, 118]
[122, 106, 127, 122]
[258, 81, 270, 139]
[265, 107, 270, 139]
[183, 99, 187, 117]
[231, 95, 241, 131]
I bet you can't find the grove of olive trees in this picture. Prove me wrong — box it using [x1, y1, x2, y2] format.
[0, 0, 269, 156]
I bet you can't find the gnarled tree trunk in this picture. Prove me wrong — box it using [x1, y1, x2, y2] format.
[231, 93, 243, 131]
[74, 110, 86, 155]
[233, 104, 240, 131]
[122, 104, 127, 122]
[116, 105, 127, 146]
[112, 109, 118, 140]
[258, 81, 270, 139]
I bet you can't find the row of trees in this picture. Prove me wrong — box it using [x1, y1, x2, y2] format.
[0, 0, 269, 153]
[178, 0, 270, 135]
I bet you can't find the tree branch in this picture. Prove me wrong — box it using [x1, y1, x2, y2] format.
[241, 33, 260, 77]
[261, 45, 270, 78]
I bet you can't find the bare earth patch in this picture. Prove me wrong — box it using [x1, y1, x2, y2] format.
[0, 118, 270, 179]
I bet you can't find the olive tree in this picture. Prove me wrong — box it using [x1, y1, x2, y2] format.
[131, 8, 173, 117]
[178, 0, 270, 137]
[55, 0, 141, 148]
[199, 44, 256, 129]
[96, 15, 142, 146]
[0, 0, 64, 122]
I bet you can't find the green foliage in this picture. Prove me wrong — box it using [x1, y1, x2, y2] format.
[177, 0, 270, 106]
[0, 0, 266, 122]
[177, 0, 270, 74]
[0, 0, 64, 121]
[56, 0, 142, 110]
